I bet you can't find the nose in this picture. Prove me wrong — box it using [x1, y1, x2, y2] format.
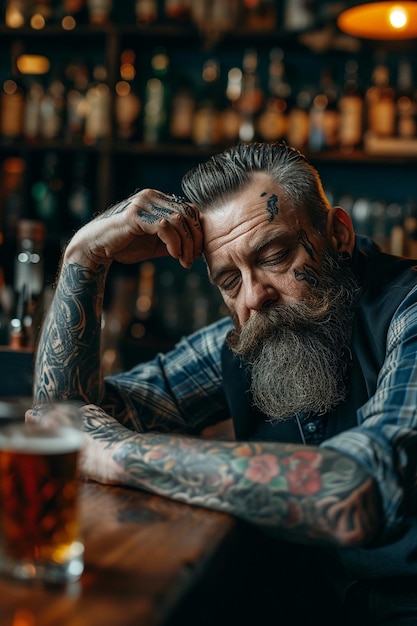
[238, 273, 279, 323]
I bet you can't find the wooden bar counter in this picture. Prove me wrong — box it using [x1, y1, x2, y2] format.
[0, 482, 239, 626]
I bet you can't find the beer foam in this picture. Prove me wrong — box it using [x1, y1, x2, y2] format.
[0, 425, 84, 454]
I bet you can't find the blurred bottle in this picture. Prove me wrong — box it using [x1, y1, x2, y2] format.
[84, 65, 112, 144]
[0, 157, 25, 244]
[164, 0, 191, 23]
[57, 0, 88, 26]
[395, 59, 416, 139]
[39, 77, 66, 140]
[191, 58, 221, 147]
[29, 0, 54, 27]
[101, 272, 137, 375]
[236, 48, 264, 142]
[219, 66, 242, 145]
[241, 0, 276, 29]
[126, 261, 160, 349]
[87, 0, 112, 24]
[365, 60, 396, 138]
[30, 151, 63, 242]
[191, 0, 239, 41]
[4, 0, 27, 27]
[23, 78, 44, 143]
[170, 77, 195, 143]
[67, 153, 93, 233]
[338, 59, 363, 152]
[286, 87, 312, 149]
[135, 0, 158, 24]
[257, 48, 290, 142]
[0, 43, 25, 140]
[387, 202, 405, 256]
[143, 48, 171, 144]
[65, 62, 90, 141]
[10, 219, 45, 349]
[284, 0, 314, 30]
[115, 49, 141, 141]
[309, 67, 339, 152]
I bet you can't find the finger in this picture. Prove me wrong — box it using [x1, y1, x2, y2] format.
[166, 193, 203, 259]
[138, 192, 200, 268]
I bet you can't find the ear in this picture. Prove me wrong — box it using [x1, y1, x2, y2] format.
[326, 206, 355, 254]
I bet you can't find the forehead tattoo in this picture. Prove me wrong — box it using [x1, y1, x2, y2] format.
[261, 192, 279, 222]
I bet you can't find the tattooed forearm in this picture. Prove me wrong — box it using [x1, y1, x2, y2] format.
[34, 262, 107, 405]
[83, 407, 382, 547]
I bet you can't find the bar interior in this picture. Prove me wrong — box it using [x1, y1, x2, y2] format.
[1, 1, 417, 624]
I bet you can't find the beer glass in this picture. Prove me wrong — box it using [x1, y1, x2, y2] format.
[0, 404, 85, 584]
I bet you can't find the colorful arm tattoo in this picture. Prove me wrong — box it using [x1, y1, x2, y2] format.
[83, 406, 382, 547]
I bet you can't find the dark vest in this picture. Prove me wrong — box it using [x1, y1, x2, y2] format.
[221, 237, 417, 581]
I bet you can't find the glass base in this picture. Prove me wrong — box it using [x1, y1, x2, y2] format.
[0, 541, 84, 585]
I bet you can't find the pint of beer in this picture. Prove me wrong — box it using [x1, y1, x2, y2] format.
[0, 422, 85, 584]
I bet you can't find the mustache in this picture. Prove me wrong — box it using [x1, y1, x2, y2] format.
[227, 300, 332, 356]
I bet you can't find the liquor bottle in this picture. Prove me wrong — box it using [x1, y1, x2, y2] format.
[170, 77, 195, 143]
[39, 78, 66, 140]
[65, 62, 89, 141]
[218, 66, 242, 145]
[164, 0, 191, 23]
[338, 59, 364, 152]
[23, 78, 44, 143]
[10, 219, 45, 349]
[4, 0, 27, 27]
[101, 271, 137, 375]
[241, 0, 276, 29]
[67, 153, 92, 233]
[135, 0, 158, 24]
[86, 0, 112, 24]
[257, 48, 290, 142]
[143, 48, 171, 144]
[191, 58, 221, 147]
[191, 0, 239, 41]
[0, 156, 25, 243]
[125, 261, 164, 363]
[114, 49, 141, 142]
[84, 65, 112, 144]
[286, 87, 312, 149]
[365, 61, 396, 138]
[236, 48, 264, 143]
[29, 0, 54, 27]
[30, 151, 63, 241]
[284, 0, 314, 31]
[0, 43, 25, 140]
[308, 68, 339, 152]
[57, 0, 88, 26]
[395, 59, 416, 140]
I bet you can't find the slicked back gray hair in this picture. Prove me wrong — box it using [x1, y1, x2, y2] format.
[181, 142, 330, 235]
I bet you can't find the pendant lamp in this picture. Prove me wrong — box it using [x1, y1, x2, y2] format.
[337, 1, 417, 39]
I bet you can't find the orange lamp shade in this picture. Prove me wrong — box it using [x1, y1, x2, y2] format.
[337, 2, 417, 39]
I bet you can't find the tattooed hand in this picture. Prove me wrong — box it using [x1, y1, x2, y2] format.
[65, 189, 203, 270]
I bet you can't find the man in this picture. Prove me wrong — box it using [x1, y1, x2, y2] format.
[30, 142, 417, 624]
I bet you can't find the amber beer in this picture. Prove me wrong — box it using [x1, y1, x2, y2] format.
[0, 423, 84, 583]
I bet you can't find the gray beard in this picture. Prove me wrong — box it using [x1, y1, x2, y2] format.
[227, 251, 361, 421]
